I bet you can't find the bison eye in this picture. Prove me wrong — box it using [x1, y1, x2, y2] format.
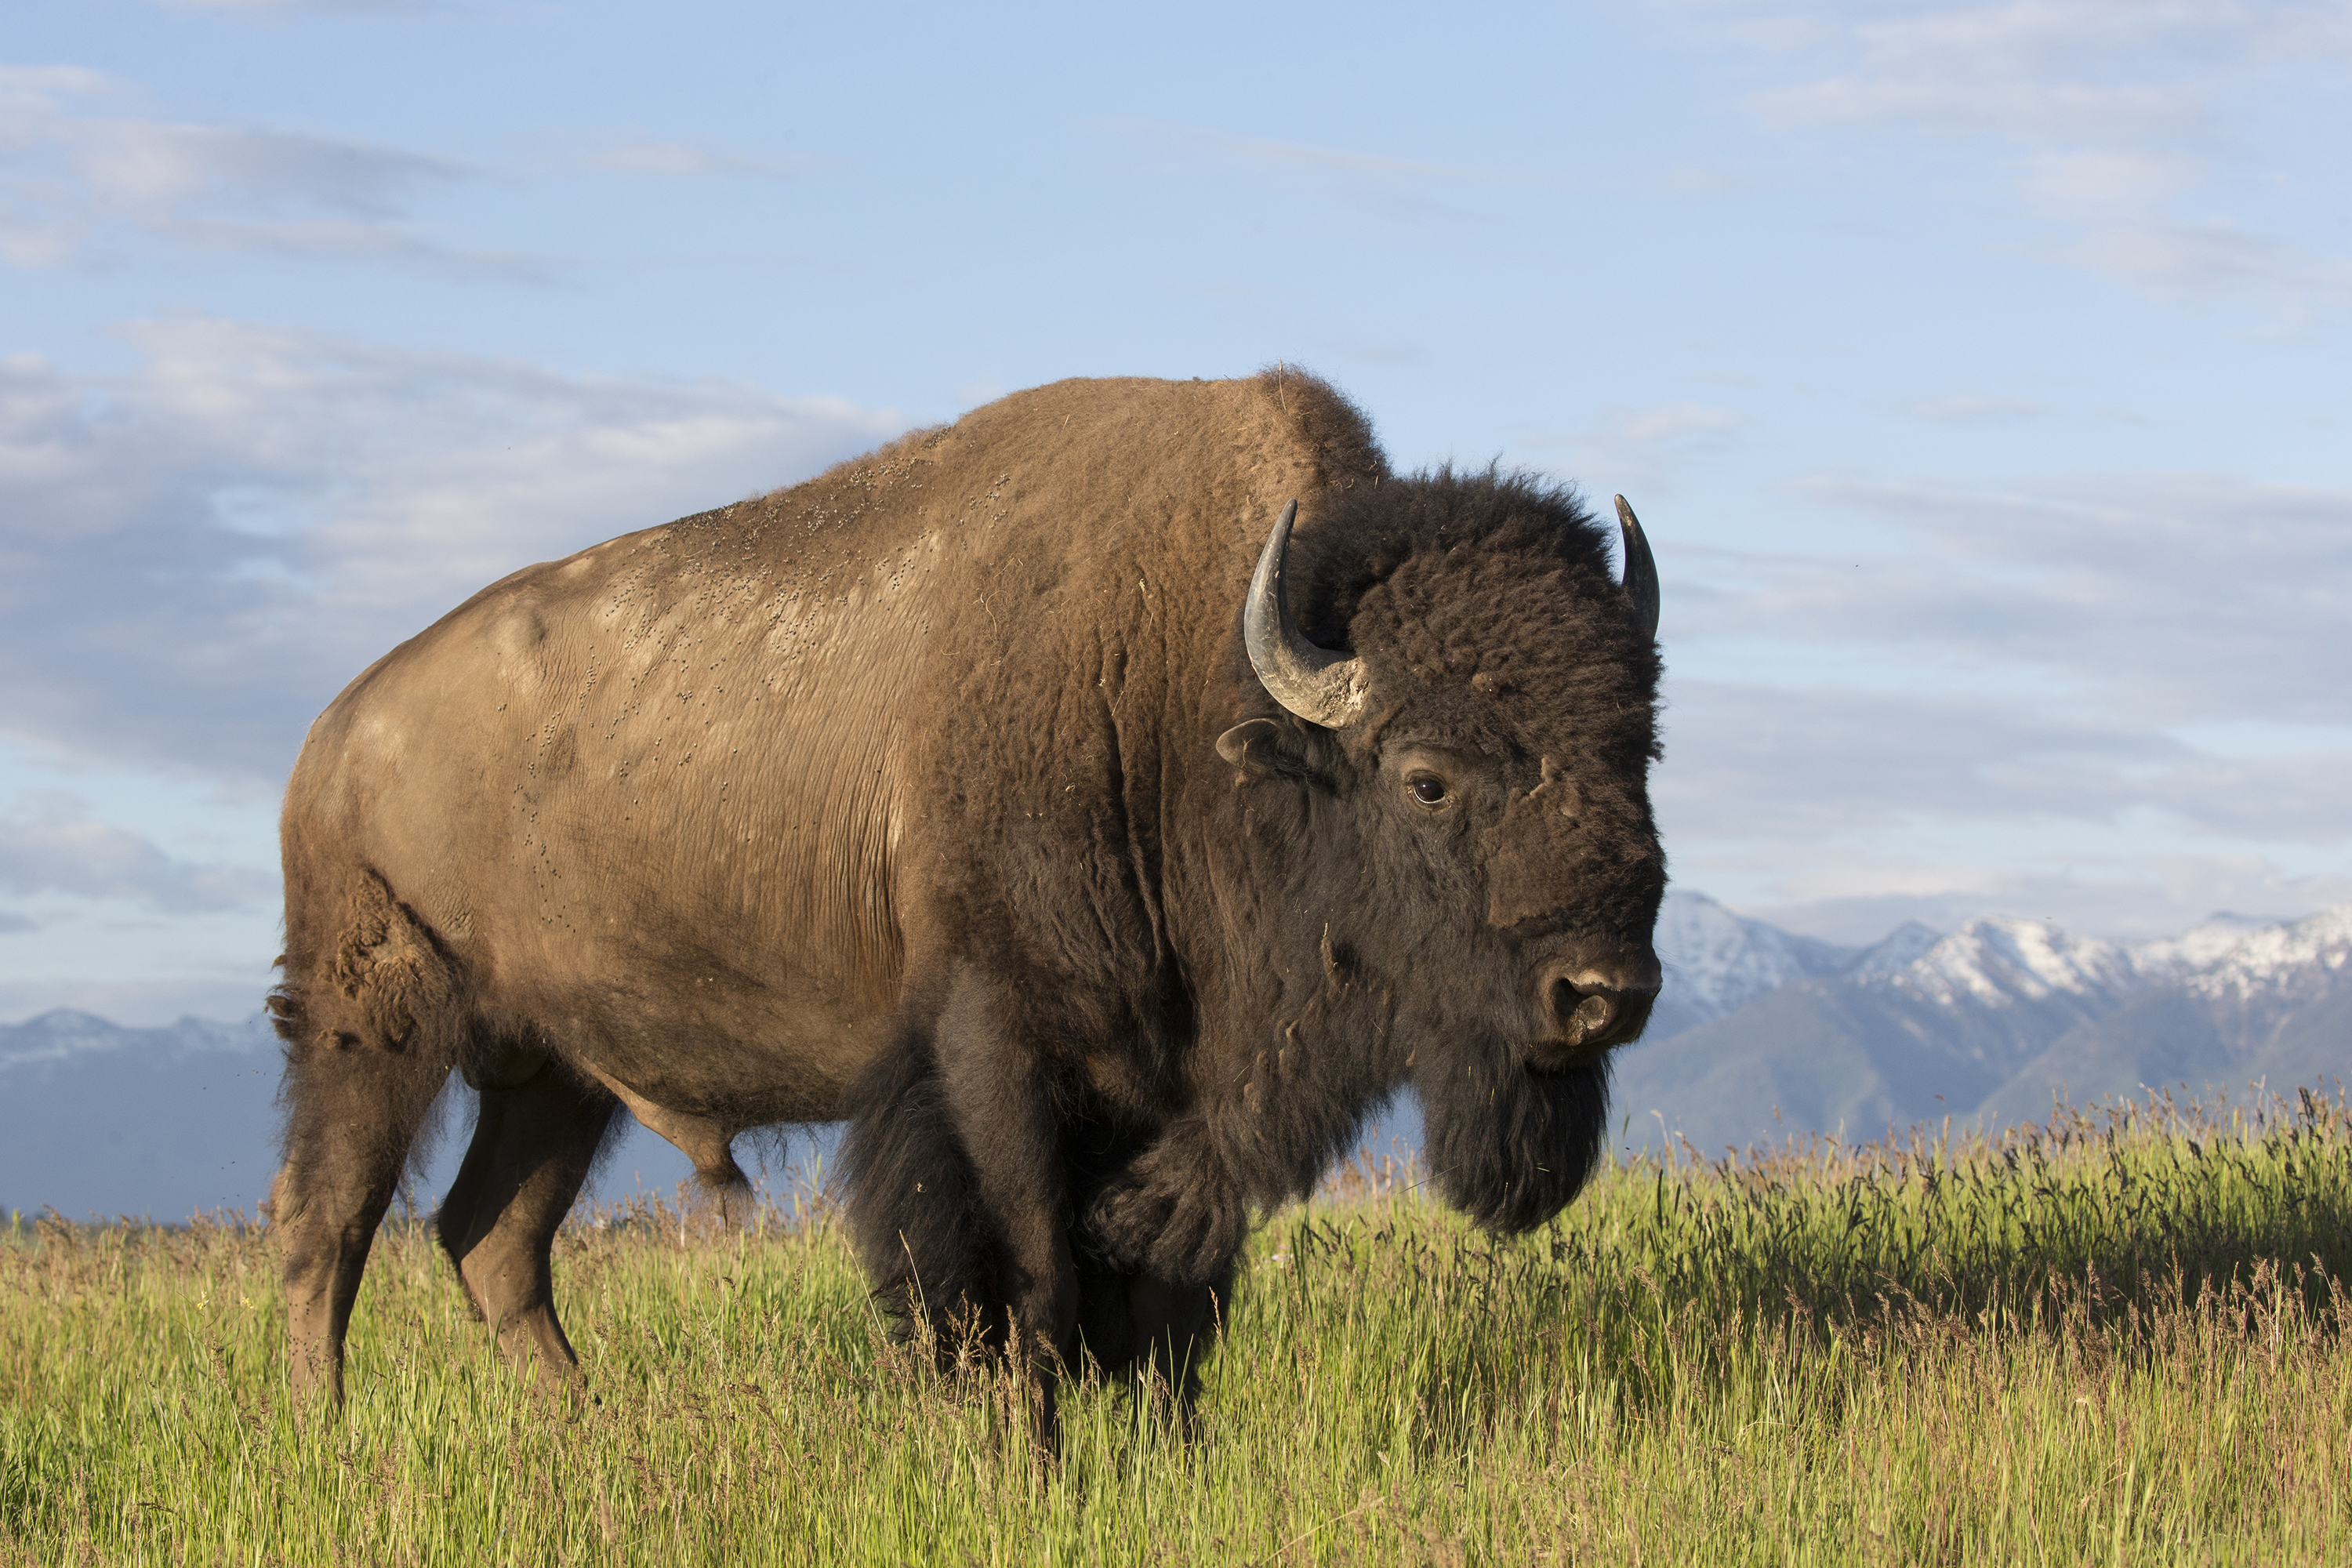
[1407, 774, 1448, 808]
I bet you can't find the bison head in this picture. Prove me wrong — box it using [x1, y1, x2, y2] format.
[1213, 472, 1664, 1235]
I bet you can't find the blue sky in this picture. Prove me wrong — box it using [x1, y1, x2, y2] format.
[3, 0, 2349, 1023]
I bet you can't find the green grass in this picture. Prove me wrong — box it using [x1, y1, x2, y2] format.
[5, 1085, 2350, 1565]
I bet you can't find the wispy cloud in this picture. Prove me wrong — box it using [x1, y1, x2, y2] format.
[561, 137, 816, 180]
[1614, 404, 1747, 445]
[2059, 220, 2352, 318]
[0, 317, 906, 779]
[1660, 679, 2352, 844]
[1659, 668, 2352, 941]
[1676, 469, 2352, 725]
[1099, 118, 1569, 226]
[1753, 65, 2203, 145]
[153, 1, 425, 12]
[0, 797, 274, 913]
[1904, 395, 2042, 422]
[1729, 0, 2347, 142]
[1529, 401, 1747, 488]
[1730, 857, 2352, 944]
[1679, 0, 2352, 321]
[1657, 454, 2352, 935]
[0, 64, 537, 276]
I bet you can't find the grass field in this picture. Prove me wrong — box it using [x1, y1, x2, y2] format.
[5, 1084, 2349, 1565]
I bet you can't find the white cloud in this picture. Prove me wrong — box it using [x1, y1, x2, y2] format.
[1725, 0, 2347, 143]
[0, 64, 532, 275]
[1530, 401, 1747, 488]
[1730, 857, 2352, 944]
[1904, 394, 2042, 421]
[0, 796, 273, 913]
[2059, 219, 2352, 316]
[1658, 680, 2352, 844]
[1655, 459, 2352, 936]
[1615, 403, 1746, 445]
[1103, 119, 1566, 191]
[1756, 74, 2199, 145]
[1679, 0, 2352, 319]
[2021, 147, 2197, 209]
[565, 138, 815, 180]
[0, 316, 906, 780]
[1675, 470, 2352, 725]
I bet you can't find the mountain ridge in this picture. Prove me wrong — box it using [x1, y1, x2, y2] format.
[1631, 893, 2350, 1153]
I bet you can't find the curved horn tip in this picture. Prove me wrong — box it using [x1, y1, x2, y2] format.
[1243, 499, 1370, 728]
[1612, 494, 1661, 644]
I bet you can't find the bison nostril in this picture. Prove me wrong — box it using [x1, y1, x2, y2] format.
[1534, 960, 1659, 1059]
[1544, 978, 1618, 1041]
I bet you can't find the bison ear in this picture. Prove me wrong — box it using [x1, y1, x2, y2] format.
[1215, 718, 1313, 782]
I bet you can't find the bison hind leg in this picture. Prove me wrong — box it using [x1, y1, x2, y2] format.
[270, 867, 469, 1408]
[840, 1028, 1003, 1363]
[437, 1054, 620, 1388]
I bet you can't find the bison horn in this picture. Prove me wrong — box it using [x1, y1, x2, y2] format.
[1613, 495, 1660, 643]
[1243, 500, 1370, 728]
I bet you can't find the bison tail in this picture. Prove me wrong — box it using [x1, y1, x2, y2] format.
[840, 1025, 1004, 1363]
[270, 865, 470, 1211]
[272, 866, 464, 1064]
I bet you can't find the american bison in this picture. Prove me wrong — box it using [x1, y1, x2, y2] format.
[268, 370, 1664, 1443]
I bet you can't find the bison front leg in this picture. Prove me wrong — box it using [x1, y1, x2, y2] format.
[846, 973, 1078, 1456]
[1083, 1116, 1249, 1286]
[436, 1054, 619, 1390]
[274, 1043, 454, 1410]
[1075, 1261, 1233, 1436]
[932, 974, 1080, 1456]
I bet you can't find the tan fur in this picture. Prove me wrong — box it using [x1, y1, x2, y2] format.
[276, 368, 1380, 1127]
[270, 371, 1391, 1414]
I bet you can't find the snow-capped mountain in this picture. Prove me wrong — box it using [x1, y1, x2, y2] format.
[1844, 921, 1944, 978]
[1830, 906, 2351, 1023]
[2176, 905, 2352, 1005]
[1618, 899, 2352, 1156]
[1649, 891, 1957, 1036]
[2131, 911, 2286, 978]
[0, 1009, 270, 1071]
[1876, 919, 2139, 1012]
[1649, 891, 1860, 1037]
[1, 1011, 282, 1220]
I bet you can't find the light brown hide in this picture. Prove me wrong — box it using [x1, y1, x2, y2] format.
[281, 375, 1367, 1149]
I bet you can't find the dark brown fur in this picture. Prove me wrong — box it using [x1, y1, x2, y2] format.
[269, 369, 1664, 1444]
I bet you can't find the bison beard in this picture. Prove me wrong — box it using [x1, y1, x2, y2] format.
[264, 369, 1665, 1454]
[1421, 1051, 1612, 1235]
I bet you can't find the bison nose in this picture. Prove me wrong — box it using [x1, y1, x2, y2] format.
[1533, 957, 1661, 1065]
